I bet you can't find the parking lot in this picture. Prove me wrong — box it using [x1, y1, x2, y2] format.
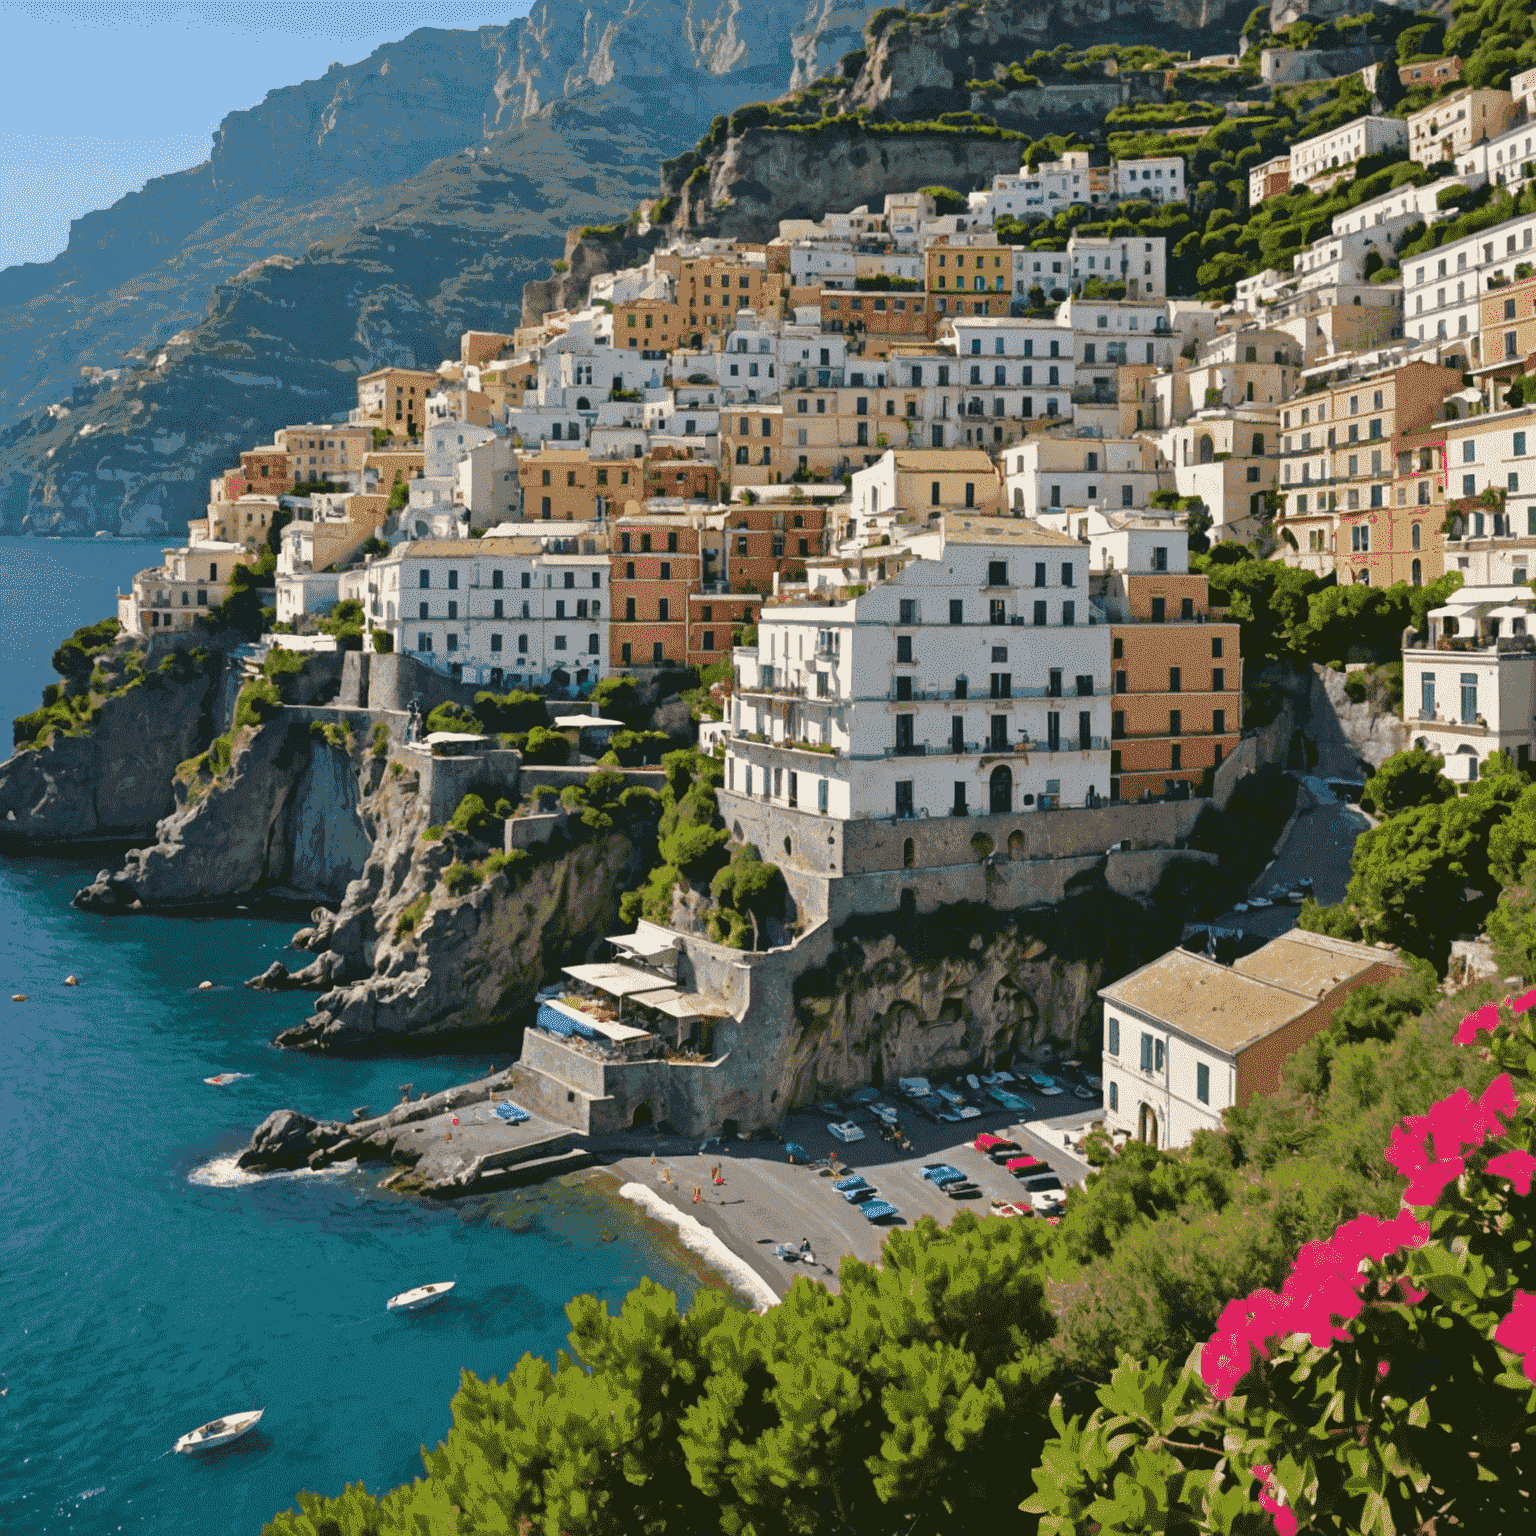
[608, 1063, 1104, 1298]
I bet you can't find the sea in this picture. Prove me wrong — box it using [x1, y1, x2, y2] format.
[0, 538, 701, 1534]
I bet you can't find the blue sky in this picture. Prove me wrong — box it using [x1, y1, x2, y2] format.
[0, 1, 534, 270]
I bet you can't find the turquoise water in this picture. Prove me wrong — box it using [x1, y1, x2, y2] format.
[0, 539, 698, 1533]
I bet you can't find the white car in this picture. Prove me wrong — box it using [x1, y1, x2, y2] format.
[828, 1121, 865, 1143]
[1019, 1172, 1066, 1214]
[957, 1105, 981, 1119]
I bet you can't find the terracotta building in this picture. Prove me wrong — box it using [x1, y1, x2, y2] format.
[609, 515, 705, 669]
[519, 448, 643, 521]
[1104, 553, 1242, 801]
[644, 446, 719, 504]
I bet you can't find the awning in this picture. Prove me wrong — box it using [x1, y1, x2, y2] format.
[633, 987, 732, 1020]
[607, 932, 681, 963]
[578, 1016, 654, 1044]
[561, 963, 674, 999]
[554, 715, 626, 729]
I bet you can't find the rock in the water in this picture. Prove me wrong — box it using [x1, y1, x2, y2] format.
[351, 1105, 370, 1122]
[236, 1109, 345, 1171]
[247, 961, 294, 992]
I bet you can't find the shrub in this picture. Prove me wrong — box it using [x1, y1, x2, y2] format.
[421, 825, 443, 843]
[442, 862, 482, 896]
[317, 598, 365, 652]
[480, 849, 529, 883]
[233, 679, 282, 730]
[394, 894, 429, 938]
[448, 793, 498, 841]
[371, 628, 394, 653]
[521, 726, 572, 766]
[370, 722, 389, 759]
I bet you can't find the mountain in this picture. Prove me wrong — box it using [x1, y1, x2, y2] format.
[0, 0, 875, 535]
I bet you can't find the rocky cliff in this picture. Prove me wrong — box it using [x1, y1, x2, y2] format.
[73, 715, 371, 910]
[0, 641, 223, 847]
[0, 0, 875, 537]
[265, 760, 657, 1052]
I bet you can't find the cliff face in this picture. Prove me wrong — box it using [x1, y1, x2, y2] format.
[0, 0, 873, 536]
[0, 645, 222, 846]
[73, 717, 371, 910]
[269, 762, 652, 1052]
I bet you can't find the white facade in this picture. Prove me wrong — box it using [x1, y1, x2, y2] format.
[946, 316, 1079, 425]
[1114, 157, 1186, 204]
[357, 539, 609, 689]
[1404, 211, 1536, 352]
[725, 515, 1111, 821]
[1289, 114, 1407, 188]
[424, 420, 497, 480]
[1456, 121, 1536, 191]
[457, 435, 522, 526]
[1405, 585, 1536, 780]
[1003, 436, 1161, 518]
[1066, 233, 1167, 301]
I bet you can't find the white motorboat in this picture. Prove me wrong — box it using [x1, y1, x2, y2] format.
[387, 1281, 456, 1312]
[174, 1408, 264, 1453]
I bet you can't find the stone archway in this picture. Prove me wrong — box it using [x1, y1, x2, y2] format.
[1138, 1102, 1159, 1146]
[631, 1103, 653, 1129]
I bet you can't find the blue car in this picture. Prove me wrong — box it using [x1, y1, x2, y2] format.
[921, 1163, 966, 1186]
[844, 1185, 879, 1204]
[833, 1173, 869, 1192]
[859, 1201, 900, 1222]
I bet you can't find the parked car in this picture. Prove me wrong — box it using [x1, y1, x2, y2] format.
[1024, 1070, 1053, 1089]
[814, 1102, 842, 1117]
[859, 1200, 900, 1222]
[832, 1174, 869, 1193]
[934, 1085, 965, 1108]
[843, 1185, 879, 1204]
[1072, 1084, 1096, 1101]
[846, 1087, 882, 1104]
[944, 1181, 982, 1199]
[911, 1093, 946, 1122]
[921, 1163, 966, 1186]
[1084, 1074, 1102, 1089]
[987, 1087, 1029, 1112]
[897, 1077, 931, 1100]
[869, 1101, 901, 1126]
[1019, 1172, 1067, 1214]
[979, 1070, 1015, 1087]
[828, 1121, 865, 1143]
[1034, 1078, 1064, 1097]
[957, 1104, 982, 1118]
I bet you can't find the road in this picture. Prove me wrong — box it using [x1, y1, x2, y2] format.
[1201, 772, 1371, 944]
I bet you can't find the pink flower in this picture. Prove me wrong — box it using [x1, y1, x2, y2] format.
[1201, 1291, 1283, 1399]
[1454, 1002, 1502, 1044]
[1493, 1291, 1536, 1383]
[1403, 1156, 1464, 1206]
[1395, 1280, 1427, 1306]
[1480, 1074, 1518, 1133]
[1511, 988, 1536, 1014]
[1377, 1359, 1392, 1377]
[1487, 1147, 1536, 1196]
[1251, 1463, 1298, 1536]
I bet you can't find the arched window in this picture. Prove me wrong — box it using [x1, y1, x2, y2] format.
[1198, 434, 1215, 465]
[576, 396, 591, 411]
[735, 446, 749, 465]
[903, 837, 915, 868]
[1412, 558, 1422, 586]
[1412, 523, 1421, 550]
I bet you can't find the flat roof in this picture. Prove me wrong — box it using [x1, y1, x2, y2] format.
[942, 513, 1079, 546]
[889, 449, 997, 471]
[562, 963, 674, 999]
[1233, 930, 1398, 999]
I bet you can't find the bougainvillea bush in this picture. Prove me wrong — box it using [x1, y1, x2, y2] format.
[1024, 993, 1536, 1534]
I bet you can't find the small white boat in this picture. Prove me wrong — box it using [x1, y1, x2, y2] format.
[174, 1408, 264, 1453]
[387, 1281, 455, 1312]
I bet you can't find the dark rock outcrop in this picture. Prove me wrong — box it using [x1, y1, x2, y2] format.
[237, 1109, 347, 1171]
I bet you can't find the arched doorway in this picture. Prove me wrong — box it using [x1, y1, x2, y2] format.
[1198, 434, 1215, 465]
[1137, 1103, 1159, 1146]
[989, 764, 1012, 814]
[631, 1103, 653, 1129]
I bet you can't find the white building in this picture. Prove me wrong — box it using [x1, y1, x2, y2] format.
[1407, 86, 1516, 168]
[1406, 584, 1536, 780]
[1099, 931, 1406, 1149]
[1066, 233, 1167, 301]
[725, 513, 1110, 821]
[1404, 209, 1536, 354]
[1114, 156, 1186, 204]
[353, 537, 609, 690]
[945, 315, 1079, 426]
[1003, 434, 1161, 518]
[1456, 120, 1536, 192]
[1289, 114, 1407, 190]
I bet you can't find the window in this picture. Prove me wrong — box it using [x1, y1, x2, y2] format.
[1155, 1040, 1164, 1071]
[1140, 1032, 1152, 1070]
[1196, 1062, 1210, 1104]
[949, 599, 963, 625]
[1033, 600, 1047, 626]
[419, 569, 430, 589]
[1109, 1081, 1118, 1111]
[896, 635, 913, 664]
[1169, 666, 1181, 693]
[1461, 672, 1478, 725]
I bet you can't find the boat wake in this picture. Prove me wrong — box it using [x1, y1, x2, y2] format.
[189, 1156, 359, 1189]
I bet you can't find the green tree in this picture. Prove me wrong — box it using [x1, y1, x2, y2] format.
[708, 843, 786, 948]
[1359, 746, 1456, 816]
